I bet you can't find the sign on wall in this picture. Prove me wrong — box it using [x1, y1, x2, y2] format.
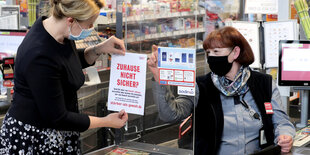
[245, 0, 278, 14]
[264, 20, 298, 68]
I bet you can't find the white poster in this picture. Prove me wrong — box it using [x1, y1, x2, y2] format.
[225, 21, 260, 68]
[0, 14, 18, 30]
[108, 53, 147, 115]
[158, 47, 196, 87]
[264, 20, 298, 68]
[245, 0, 278, 14]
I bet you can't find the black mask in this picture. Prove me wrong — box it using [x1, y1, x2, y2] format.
[207, 50, 234, 76]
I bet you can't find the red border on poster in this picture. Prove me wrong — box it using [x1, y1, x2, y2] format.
[159, 68, 195, 87]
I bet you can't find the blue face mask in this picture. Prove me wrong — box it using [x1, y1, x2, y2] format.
[68, 20, 94, 40]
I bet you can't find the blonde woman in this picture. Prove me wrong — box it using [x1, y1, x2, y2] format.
[0, 0, 128, 154]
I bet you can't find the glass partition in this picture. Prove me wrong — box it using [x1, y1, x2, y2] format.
[81, 0, 249, 154]
[83, 0, 242, 154]
[78, 0, 266, 153]
[116, 0, 203, 153]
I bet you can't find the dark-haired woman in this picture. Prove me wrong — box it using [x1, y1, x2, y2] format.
[148, 26, 295, 154]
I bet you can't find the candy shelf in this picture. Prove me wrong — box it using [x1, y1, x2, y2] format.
[126, 27, 205, 43]
[96, 9, 205, 25]
[96, 0, 205, 51]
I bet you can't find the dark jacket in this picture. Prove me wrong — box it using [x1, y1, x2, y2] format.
[9, 16, 91, 132]
[195, 70, 274, 155]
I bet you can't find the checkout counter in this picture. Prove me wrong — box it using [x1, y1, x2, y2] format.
[85, 143, 310, 155]
[86, 141, 192, 155]
[85, 141, 310, 155]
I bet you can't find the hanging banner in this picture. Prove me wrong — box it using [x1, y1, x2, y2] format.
[245, 0, 278, 14]
[108, 53, 147, 115]
[204, 0, 240, 14]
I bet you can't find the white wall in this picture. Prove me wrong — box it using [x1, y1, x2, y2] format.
[278, 0, 289, 21]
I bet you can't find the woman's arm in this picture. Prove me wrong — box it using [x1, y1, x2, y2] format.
[271, 81, 295, 152]
[152, 81, 198, 123]
[88, 109, 128, 129]
[84, 36, 125, 65]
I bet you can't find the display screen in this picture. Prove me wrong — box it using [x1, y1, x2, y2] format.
[0, 30, 27, 59]
[278, 40, 310, 86]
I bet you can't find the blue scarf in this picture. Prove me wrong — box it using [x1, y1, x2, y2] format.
[211, 66, 251, 96]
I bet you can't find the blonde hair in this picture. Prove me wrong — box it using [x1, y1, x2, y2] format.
[49, 0, 105, 21]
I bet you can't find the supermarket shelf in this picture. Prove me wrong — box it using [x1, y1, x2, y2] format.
[96, 10, 205, 25]
[127, 27, 205, 43]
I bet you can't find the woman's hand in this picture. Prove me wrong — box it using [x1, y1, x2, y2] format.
[277, 135, 293, 153]
[84, 36, 125, 65]
[88, 110, 128, 129]
[103, 109, 128, 128]
[147, 45, 159, 81]
[96, 36, 125, 55]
